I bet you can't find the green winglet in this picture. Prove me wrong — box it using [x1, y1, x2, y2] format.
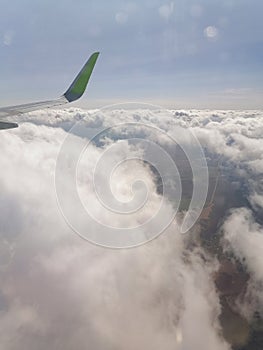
[63, 52, 99, 102]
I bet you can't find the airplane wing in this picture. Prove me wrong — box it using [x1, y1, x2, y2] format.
[0, 52, 99, 130]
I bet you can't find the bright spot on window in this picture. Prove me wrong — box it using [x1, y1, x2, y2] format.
[204, 26, 219, 39]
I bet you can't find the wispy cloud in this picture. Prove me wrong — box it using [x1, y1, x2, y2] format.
[2, 30, 15, 46]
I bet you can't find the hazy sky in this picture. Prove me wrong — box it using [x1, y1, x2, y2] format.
[0, 0, 262, 109]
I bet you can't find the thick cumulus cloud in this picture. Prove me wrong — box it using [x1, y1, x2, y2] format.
[222, 208, 263, 320]
[1, 107, 263, 349]
[0, 115, 230, 350]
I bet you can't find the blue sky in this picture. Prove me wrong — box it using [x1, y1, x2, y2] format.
[0, 0, 262, 109]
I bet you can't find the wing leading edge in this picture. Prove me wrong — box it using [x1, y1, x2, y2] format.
[0, 52, 99, 130]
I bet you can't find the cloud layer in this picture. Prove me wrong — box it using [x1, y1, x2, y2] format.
[1, 107, 263, 349]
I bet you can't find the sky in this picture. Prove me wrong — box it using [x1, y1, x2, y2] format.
[0, 0, 263, 109]
[1, 2, 263, 348]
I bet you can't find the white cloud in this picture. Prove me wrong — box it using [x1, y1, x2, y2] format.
[0, 112, 234, 349]
[222, 208, 263, 319]
[2, 107, 263, 348]
[9, 108, 263, 214]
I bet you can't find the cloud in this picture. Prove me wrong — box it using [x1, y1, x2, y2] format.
[1, 106, 263, 348]
[9, 108, 263, 218]
[222, 208, 263, 319]
[0, 110, 235, 349]
[3, 30, 15, 46]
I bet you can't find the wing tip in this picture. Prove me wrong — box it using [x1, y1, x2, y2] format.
[0, 121, 19, 130]
[63, 51, 100, 103]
